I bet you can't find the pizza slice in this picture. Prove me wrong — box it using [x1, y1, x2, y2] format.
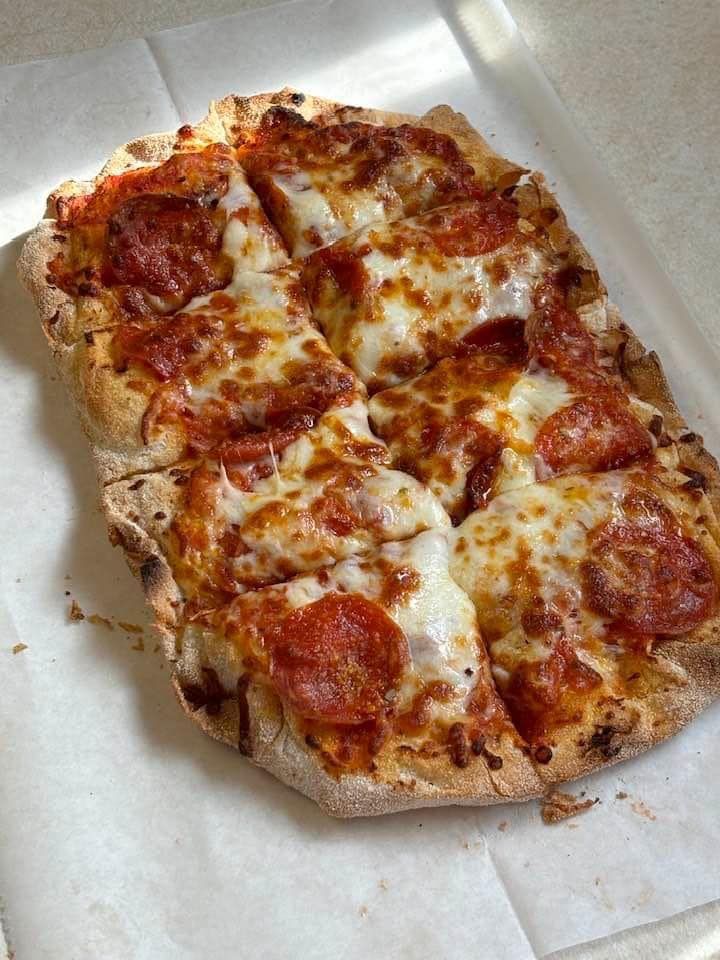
[450, 463, 720, 781]
[303, 178, 597, 391]
[221, 89, 524, 257]
[103, 399, 449, 617]
[20, 140, 288, 348]
[171, 528, 542, 816]
[53, 266, 359, 483]
[368, 292, 658, 522]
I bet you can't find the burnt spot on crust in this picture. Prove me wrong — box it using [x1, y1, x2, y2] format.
[182, 666, 229, 716]
[581, 723, 623, 760]
[290, 92, 305, 106]
[534, 745, 553, 765]
[107, 525, 122, 547]
[140, 555, 165, 594]
[648, 414, 663, 438]
[471, 735, 504, 770]
[681, 467, 708, 492]
[261, 105, 313, 136]
[448, 722, 470, 768]
[237, 673, 252, 755]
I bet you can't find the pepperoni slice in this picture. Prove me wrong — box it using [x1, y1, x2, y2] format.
[267, 593, 409, 723]
[459, 316, 527, 364]
[504, 637, 602, 741]
[312, 495, 361, 536]
[217, 409, 319, 464]
[114, 313, 222, 382]
[582, 516, 715, 635]
[465, 440, 504, 513]
[527, 281, 614, 393]
[103, 194, 230, 301]
[422, 195, 519, 258]
[57, 145, 233, 227]
[535, 396, 653, 477]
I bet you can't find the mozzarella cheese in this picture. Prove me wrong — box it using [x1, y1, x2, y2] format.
[450, 472, 631, 650]
[219, 170, 289, 273]
[369, 355, 572, 515]
[247, 130, 468, 257]
[156, 267, 359, 425]
[210, 400, 450, 587]
[189, 529, 481, 726]
[328, 530, 481, 723]
[307, 208, 555, 390]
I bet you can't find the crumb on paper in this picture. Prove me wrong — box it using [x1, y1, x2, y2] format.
[130, 636, 145, 652]
[497, 820, 508, 832]
[378, 879, 388, 891]
[69, 599, 85, 622]
[12, 643, 28, 655]
[616, 791, 628, 800]
[359, 905, 369, 918]
[541, 790, 598, 824]
[631, 799, 656, 821]
[64, 574, 71, 580]
[118, 621, 143, 634]
[87, 613, 113, 630]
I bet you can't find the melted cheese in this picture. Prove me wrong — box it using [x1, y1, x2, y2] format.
[274, 168, 392, 257]
[369, 357, 572, 515]
[307, 208, 555, 390]
[251, 133, 459, 257]
[192, 529, 481, 725]
[450, 471, 631, 644]
[160, 268, 357, 422]
[331, 530, 480, 707]
[219, 170, 288, 272]
[211, 401, 450, 586]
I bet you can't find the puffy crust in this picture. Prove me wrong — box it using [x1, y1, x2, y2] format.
[18, 89, 720, 815]
[54, 334, 189, 484]
[16, 222, 78, 345]
[515, 173, 602, 286]
[211, 88, 524, 193]
[102, 473, 185, 642]
[530, 630, 720, 788]
[170, 656, 545, 818]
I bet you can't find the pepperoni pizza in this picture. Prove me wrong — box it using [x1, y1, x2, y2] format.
[19, 89, 720, 816]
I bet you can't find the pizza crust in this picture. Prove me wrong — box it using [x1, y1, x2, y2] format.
[211, 88, 525, 193]
[18, 89, 720, 816]
[171, 654, 545, 818]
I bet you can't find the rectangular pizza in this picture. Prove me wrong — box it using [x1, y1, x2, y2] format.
[19, 88, 720, 816]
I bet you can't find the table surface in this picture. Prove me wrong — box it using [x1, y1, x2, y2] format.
[2, 2, 720, 958]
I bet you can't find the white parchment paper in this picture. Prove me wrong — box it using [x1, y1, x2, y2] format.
[2, 2, 719, 957]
